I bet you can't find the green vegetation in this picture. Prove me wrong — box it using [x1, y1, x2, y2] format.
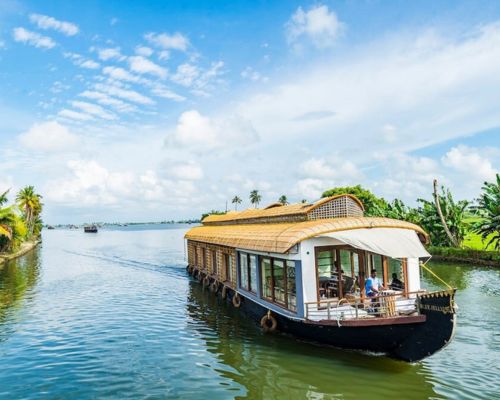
[472, 174, 500, 250]
[322, 176, 499, 262]
[278, 195, 288, 205]
[0, 186, 43, 254]
[249, 190, 262, 208]
[231, 195, 242, 211]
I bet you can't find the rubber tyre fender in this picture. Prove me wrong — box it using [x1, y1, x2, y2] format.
[232, 293, 242, 308]
[260, 313, 278, 333]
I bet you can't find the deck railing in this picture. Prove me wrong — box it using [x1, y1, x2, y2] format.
[304, 290, 427, 322]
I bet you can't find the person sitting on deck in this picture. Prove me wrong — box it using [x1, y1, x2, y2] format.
[389, 273, 404, 291]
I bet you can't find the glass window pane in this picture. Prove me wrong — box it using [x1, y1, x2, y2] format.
[317, 250, 334, 278]
[261, 258, 272, 298]
[239, 253, 248, 290]
[249, 255, 257, 293]
[273, 260, 285, 305]
[286, 261, 296, 311]
[388, 258, 404, 290]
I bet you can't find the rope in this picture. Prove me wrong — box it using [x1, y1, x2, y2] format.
[419, 261, 453, 290]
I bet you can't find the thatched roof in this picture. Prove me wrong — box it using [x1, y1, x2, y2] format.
[185, 217, 429, 254]
[202, 194, 365, 225]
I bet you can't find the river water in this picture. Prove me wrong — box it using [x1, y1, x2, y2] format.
[0, 225, 498, 399]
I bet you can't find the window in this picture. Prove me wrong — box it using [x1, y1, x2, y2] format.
[194, 246, 198, 266]
[286, 261, 297, 311]
[202, 247, 207, 270]
[273, 260, 285, 305]
[259, 257, 297, 312]
[212, 251, 217, 275]
[249, 255, 257, 293]
[388, 258, 405, 291]
[239, 253, 248, 290]
[224, 253, 233, 283]
[315, 247, 362, 300]
[261, 258, 272, 298]
[317, 250, 335, 278]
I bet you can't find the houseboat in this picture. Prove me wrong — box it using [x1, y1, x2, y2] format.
[184, 194, 457, 362]
[84, 224, 98, 233]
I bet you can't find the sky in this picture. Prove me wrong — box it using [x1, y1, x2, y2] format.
[0, 0, 499, 224]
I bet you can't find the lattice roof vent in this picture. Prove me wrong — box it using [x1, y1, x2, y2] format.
[307, 195, 364, 220]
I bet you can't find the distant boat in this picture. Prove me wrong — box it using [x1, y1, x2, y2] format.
[47, 225, 55, 230]
[84, 225, 98, 233]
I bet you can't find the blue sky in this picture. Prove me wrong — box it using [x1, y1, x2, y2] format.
[0, 0, 499, 223]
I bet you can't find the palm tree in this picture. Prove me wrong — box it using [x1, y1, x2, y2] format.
[231, 196, 242, 211]
[278, 195, 288, 205]
[16, 186, 43, 237]
[0, 189, 9, 207]
[249, 190, 262, 208]
[473, 173, 500, 250]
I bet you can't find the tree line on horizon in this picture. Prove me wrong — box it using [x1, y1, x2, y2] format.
[204, 174, 500, 251]
[0, 186, 43, 253]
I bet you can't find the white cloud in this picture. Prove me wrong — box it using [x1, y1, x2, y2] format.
[158, 50, 170, 60]
[79, 90, 137, 112]
[128, 55, 167, 78]
[102, 66, 142, 82]
[18, 121, 79, 152]
[293, 156, 364, 200]
[46, 160, 134, 206]
[12, 27, 56, 49]
[145, 32, 189, 51]
[150, 84, 185, 102]
[70, 101, 117, 120]
[241, 67, 268, 83]
[171, 61, 225, 95]
[293, 178, 325, 200]
[231, 22, 500, 160]
[299, 157, 363, 180]
[80, 59, 100, 69]
[45, 160, 198, 207]
[169, 162, 204, 180]
[171, 63, 199, 86]
[168, 110, 258, 150]
[64, 52, 100, 69]
[285, 5, 343, 49]
[97, 47, 126, 61]
[442, 145, 497, 182]
[29, 14, 79, 36]
[135, 46, 153, 57]
[94, 83, 155, 105]
[58, 109, 93, 121]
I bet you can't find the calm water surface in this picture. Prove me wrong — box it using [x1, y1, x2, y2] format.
[0, 225, 498, 399]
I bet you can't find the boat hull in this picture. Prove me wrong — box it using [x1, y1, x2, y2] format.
[189, 269, 456, 362]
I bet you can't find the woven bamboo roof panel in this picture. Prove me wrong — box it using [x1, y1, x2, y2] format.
[202, 194, 365, 225]
[185, 217, 429, 253]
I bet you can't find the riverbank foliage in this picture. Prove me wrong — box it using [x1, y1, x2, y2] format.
[0, 186, 43, 253]
[321, 174, 499, 252]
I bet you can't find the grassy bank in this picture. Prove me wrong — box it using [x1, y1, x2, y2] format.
[0, 240, 40, 266]
[428, 246, 500, 267]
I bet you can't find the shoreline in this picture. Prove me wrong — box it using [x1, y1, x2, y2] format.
[0, 240, 40, 266]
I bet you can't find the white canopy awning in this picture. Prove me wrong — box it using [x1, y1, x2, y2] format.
[320, 228, 431, 259]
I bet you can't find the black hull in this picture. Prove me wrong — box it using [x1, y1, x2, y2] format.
[189, 269, 456, 362]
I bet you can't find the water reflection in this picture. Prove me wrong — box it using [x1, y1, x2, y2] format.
[0, 248, 41, 334]
[186, 281, 439, 400]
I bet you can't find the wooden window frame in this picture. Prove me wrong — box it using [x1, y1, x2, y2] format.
[260, 256, 295, 311]
[238, 252, 257, 294]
